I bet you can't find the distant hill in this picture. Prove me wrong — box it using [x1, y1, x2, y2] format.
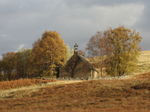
[136, 51, 150, 74]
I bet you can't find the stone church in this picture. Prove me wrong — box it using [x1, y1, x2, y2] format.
[59, 44, 100, 79]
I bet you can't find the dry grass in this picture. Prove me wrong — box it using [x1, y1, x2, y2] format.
[136, 51, 150, 74]
[0, 80, 83, 99]
[0, 79, 56, 90]
[0, 73, 149, 112]
[88, 51, 150, 75]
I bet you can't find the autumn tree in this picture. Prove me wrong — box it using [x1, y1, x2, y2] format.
[0, 59, 3, 80]
[0, 49, 33, 81]
[31, 31, 67, 77]
[66, 45, 74, 60]
[86, 32, 105, 76]
[1, 52, 16, 80]
[15, 49, 32, 78]
[101, 26, 142, 76]
[86, 32, 104, 57]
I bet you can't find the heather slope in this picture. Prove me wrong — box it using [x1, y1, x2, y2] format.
[0, 73, 149, 112]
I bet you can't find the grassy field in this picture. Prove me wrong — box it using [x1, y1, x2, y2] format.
[136, 51, 150, 74]
[0, 73, 149, 112]
[0, 79, 56, 90]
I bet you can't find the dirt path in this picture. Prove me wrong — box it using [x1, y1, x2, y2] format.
[0, 80, 83, 99]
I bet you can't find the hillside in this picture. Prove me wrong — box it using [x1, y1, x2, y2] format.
[136, 51, 150, 74]
[0, 73, 149, 112]
[87, 51, 150, 75]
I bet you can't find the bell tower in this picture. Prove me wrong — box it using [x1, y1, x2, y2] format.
[74, 43, 78, 54]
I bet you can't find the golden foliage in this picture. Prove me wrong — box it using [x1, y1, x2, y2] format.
[103, 26, 142, 76]
[0, 49, 32, 81]
[87, 26, 142, 76]
[31, 31, 67, 77]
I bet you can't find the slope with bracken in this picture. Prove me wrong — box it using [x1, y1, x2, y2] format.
[0, 73, 149, 112]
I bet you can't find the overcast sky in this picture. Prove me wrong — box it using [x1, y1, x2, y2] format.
[0, 0, 150, 55]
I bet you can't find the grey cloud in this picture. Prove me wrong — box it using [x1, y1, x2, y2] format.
[136, 1, 150, 31]
[0, 0, 149, 55]
[132, 0, 150, 50]
[64, 0, 143, 7]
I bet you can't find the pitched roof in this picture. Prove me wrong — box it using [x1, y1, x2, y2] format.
[65, 53, 98, 72]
